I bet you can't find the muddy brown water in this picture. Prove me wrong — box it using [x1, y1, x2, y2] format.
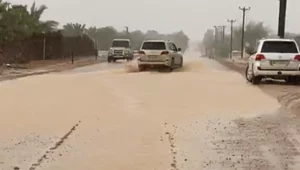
[1, 54, 300, 170]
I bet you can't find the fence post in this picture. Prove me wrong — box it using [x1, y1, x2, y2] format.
[95, 49, 98, 60]
[71, 51, 74, 64]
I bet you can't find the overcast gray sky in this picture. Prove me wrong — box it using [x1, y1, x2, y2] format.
[7, 0, 300, 40]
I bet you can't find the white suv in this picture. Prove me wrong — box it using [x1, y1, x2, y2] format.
[137, 40, 183, 71]
[245, 38, 300, 84]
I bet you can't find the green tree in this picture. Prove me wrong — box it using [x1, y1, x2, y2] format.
[29, 2, 58, 32]
[233, 21, 269, 51]
[166, 31, 189, 52]
[202, 29, 214, 49]
[62, 23, 86, 37]
[0, 4, 34, 42]
[82, 25, 190, 51]
[0, 0, 58, 43]
[129, 30, 144, 50]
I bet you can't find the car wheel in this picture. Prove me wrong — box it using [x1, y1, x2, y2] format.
[252, 76, 262, 84]
[179, 57, 183, 67]
[248, 64, 261, 85]
[166, 58, 174, 72]
[107, 57, 112, 63]
[286, 76, 300, 85]
[294, 77, 300, 85]
[245, 65, 252, 82]
[138, 65, 146, 72]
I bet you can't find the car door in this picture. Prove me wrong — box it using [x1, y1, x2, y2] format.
[171, 43, 181, 65]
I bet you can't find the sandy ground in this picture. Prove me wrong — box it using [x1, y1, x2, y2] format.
[1, 49, 300, 170]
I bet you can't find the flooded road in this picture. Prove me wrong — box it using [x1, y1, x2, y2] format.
[1, 52, 300, 170]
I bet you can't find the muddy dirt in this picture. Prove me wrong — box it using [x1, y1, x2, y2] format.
[1, 51, 300, 170]
[216, 58, 300, 113]
[213, 57, 300, 170]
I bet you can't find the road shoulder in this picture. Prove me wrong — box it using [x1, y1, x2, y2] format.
[0, 56, 105, 82]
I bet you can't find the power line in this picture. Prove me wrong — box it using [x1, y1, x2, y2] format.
[278, 0, 287, 38]
[227, 19, 236, 59]
[239, 6, 250, 58]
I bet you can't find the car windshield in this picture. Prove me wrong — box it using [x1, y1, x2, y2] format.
[112, 41, 129, 48]
[261, 41, 298, 53]
[141, 42, 166, 50]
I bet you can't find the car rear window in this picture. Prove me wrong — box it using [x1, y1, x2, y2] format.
[261, 41, 298, 53]
[141, 42, 166, 50]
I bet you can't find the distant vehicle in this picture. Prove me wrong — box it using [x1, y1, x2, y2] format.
[137, 40, 183, 72]
[107, 39, 134, 62]
[245, 38, 300, 84]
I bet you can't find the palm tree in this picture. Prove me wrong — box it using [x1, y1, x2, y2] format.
[62, 23, 86, 37]
[29, 2, 58, 32]
[86, 27, 97, 38]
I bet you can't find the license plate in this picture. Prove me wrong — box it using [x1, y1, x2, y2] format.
[270, 60, 288, 65]
[148, 55, 157, 59]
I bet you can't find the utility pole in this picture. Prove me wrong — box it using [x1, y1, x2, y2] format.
[278, 0, 287, 38]
[228, 19, 236, 59]
[239, 6, 250, 58]
[219, 26, 226, 41]
[214, 26, 219, 58]
[214, 26, 219, 43]
[125, 26, 129, 38]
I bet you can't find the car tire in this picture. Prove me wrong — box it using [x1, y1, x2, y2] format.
[294, 77, 300, 85]
[252, 76, 262, 84]
[138, 65, 146, 72]
[166, 58, 174, 72]
[179, 57, 183, 67]
[286, 76, 300, 85]
[248, 64, 261, 85]
[107, 57, 112, 63]
[245, 65, 252, 82]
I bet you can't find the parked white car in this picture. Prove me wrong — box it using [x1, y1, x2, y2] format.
[137, 40, 183, 72]
[245, 38, 300, 84]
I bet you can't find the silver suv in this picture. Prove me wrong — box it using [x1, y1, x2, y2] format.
[107, 39, 134, 62]
[137, 40, 183, 71]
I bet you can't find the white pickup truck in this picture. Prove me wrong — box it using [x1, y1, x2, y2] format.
[245, 38, 300, 84]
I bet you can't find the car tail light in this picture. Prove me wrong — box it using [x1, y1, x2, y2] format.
[294, 54, 300, 61]
[138, 51, 145, 55]
[255, 54, 265, 61]
[161, 51, 169, 55]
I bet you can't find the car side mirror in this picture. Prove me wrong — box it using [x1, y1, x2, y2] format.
[178, 48, 181, 51]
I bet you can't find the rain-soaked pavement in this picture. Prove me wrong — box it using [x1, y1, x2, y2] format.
[1, 51, 300, 170]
